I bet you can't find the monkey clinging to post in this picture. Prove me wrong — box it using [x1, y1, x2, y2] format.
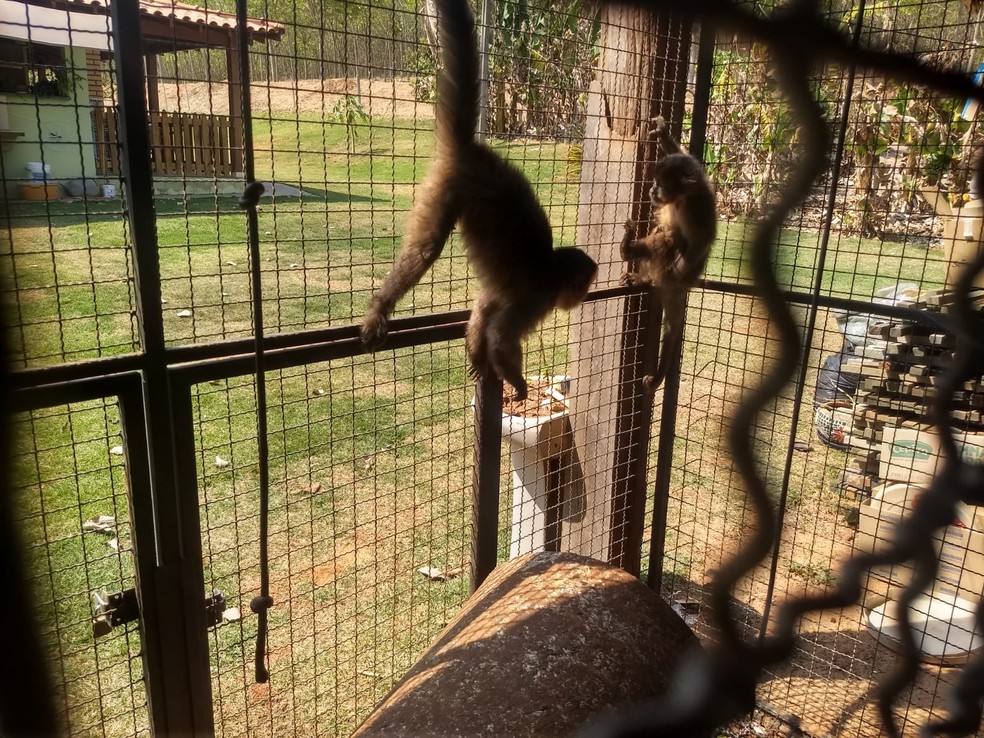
[359, 0, 598, 401]
[620, 115, 717, 390]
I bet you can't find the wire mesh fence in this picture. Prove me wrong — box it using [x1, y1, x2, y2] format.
[191, 348, 475, 736]
[644, 2, 984, 736]
[5, 0, 984, 736]
[0, 12, 135, 369]
[9, 398, 148, 737]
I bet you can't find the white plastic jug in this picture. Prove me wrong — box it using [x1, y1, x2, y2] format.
[25, 162, 51, 181]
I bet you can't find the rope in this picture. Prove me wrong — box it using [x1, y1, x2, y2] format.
[234, 0, 273, 684]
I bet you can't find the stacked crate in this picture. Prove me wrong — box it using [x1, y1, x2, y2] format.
[842, 291, 984, 663]
[839, 289, 984, 495]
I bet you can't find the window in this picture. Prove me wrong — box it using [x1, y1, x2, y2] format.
[0, 38, 69, 96]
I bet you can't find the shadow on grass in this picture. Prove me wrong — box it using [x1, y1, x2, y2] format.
[4, 187, 382, 227]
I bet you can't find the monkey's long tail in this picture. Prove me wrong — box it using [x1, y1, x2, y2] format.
[650, 297, 685, 390]
[434, 0, 480, 155]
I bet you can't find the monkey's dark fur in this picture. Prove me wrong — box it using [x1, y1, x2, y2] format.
[621, 115, 716, 389]
[359, 0, 597, 401]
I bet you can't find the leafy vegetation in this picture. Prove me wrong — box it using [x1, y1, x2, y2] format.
[706, 0, 983, 237]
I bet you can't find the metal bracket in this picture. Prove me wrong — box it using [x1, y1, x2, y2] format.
[92, 588, 140, 637]
[204, 590, 227, 627]
[92, 588, 227, 638]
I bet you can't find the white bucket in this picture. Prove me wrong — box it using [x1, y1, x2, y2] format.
[101, 184, 117, 198]
[25, 162, 51, 181]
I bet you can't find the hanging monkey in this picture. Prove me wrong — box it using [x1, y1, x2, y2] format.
[359, 0, 598, 401]
[621, 115, 717, 389]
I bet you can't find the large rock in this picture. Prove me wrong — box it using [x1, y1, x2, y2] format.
[353, 551, 700, 737]
[64, 178, 100, 198]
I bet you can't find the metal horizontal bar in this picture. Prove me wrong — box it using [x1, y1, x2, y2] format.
[9, 372, 142, 413]
[8, 354, 146, 395]
[5, 280, 951, 397]
[167, 314, 470, 386]
[167, 286, 646, 384]
[701, 278, 955, 331]
[164, 308, 472, 365]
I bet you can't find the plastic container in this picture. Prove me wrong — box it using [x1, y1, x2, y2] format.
[101, 183, 117, 198]
[20, 182, 60, 201]
[501, 404, 569, 558]
[942, 199, 984, 290]
[25, 162, 51, 181]
[865, 591, 982, 665]
[472, 376, 572, 558]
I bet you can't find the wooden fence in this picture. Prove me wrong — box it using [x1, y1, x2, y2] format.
[92, 108, 240, 177]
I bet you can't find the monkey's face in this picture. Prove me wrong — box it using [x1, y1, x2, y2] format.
[651, 154, 698, 204]
[651, 175, 680, 205]
[553, 248, 598, 309]
[557, 279, 593, 309]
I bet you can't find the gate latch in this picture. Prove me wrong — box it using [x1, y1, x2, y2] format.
[91, 588, 139, 637]
[92, 588, 228, 638]
[204, 590, 227, 627]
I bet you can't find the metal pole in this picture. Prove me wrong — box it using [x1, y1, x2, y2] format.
[476, 0, 493, 141]
[471, 376, 503, 590]
[609, 14, 691, 576]
[109, 0, 213, 731]
[648, 19, 715, 590]
[756, 0, 868, 641]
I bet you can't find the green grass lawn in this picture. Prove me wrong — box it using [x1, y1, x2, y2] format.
[4, 113, 952, 736]
[2, 116, 580, 367]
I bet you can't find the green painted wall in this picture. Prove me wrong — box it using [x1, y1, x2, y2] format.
[1, 47, 98, 199]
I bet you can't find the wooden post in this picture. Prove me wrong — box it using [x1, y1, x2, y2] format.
[563, 8, 692, 568]
[145, 53, 160, 112]
[227, 41, 244, 175]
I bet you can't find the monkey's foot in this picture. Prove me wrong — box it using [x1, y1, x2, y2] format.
[507, 381, 528, 402]
[359, 312, 389, 351]
[620, 271, 645, 287]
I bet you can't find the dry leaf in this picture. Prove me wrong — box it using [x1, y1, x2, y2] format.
[83, 516, 116, 534]
[418, 565, 445, 581]
[109, 445, 124, 456]
[177, 309, 192, 318]
[215, 456, 230, 469]
[222, 607, 241, 623]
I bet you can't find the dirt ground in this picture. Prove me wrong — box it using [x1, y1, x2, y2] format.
[155, 77, 431, 120]
[658, 295, 964, 738]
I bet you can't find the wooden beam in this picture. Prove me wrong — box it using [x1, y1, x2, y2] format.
[145, 53, 159, 112]
[139, 16, 236, 50]
[563, 7, 691, 568]
[226, 44, 243, 175]
[611, 15, 692, 574]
